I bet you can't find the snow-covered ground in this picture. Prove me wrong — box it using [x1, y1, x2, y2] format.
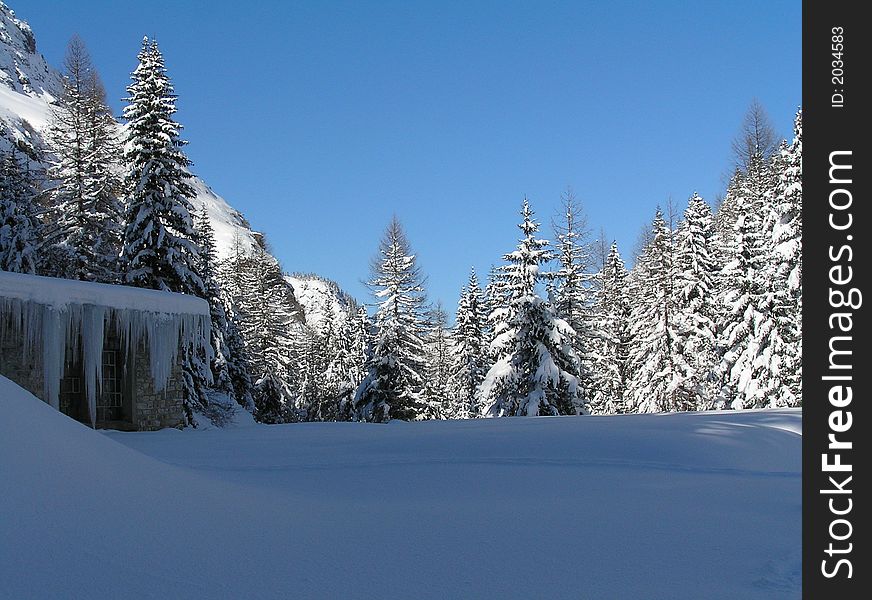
[0, 375, 800, 599]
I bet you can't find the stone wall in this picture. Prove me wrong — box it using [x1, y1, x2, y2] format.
[0, 332, 44, 401]
[131, 342, 185, 431]
[0, 326, 185, 431]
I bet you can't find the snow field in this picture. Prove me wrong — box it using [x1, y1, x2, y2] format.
[1, 376, 800, 599]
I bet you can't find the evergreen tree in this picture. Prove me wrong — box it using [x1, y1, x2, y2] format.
[317, 301, 354, 421]
[0, 151, 40, 274]
[768, 109, 802, 405]
[234, 243, 298, 422]
[448, 269, 488, 418]
[296, 320, 331, 421]
[192, 208, 260, 420]
[671, 193, 719, 409]
[625, 209, 684, 412]
[215, 231, 256, 412]
[482, 263, 509, 367]
[589, 242, 630, 414]
[120, 38, 210, 423]
[718, 155, 792, 408]
[711, 170, 743, 265]
[221, 296, 255, 412]
[422, 302, 453, 419]
[121, 37, 202, 295]
[479, 199, 583, 417]
[44, 35, 122, 283]
[337, 306, 371, 420]
[353, 216, 429, 422]
[293, 296, 368, 422]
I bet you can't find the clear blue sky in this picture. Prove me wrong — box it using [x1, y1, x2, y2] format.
[18, 0, 800, 311]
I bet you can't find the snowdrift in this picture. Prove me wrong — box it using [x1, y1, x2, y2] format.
[1, 376, 800, 599]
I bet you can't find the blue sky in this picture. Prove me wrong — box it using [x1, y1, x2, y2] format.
[19, 0, 800, 311]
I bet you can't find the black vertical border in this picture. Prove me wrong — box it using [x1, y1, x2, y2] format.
[803, 1, 867, 597]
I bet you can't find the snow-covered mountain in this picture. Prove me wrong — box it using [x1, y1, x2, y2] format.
[0, 2, 60, 157]
[0, 4, 59, 96]
[0, 1, 343, 321]
[285, 273, 362, 330]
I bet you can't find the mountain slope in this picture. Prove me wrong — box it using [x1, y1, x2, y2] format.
[285, 272, 363, 330]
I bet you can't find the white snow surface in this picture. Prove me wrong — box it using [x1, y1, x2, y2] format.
[1, 375, 801, 599]
[0, 83, 51, 128]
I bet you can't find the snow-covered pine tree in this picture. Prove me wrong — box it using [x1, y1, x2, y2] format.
[448, 269, 488, 419]
[235, 242, 298, 423]
[588, 242, 630, 414]
[624, 209, 684, 413]
[314, 299, 361, 421]
[214, 231, 255, 412]
[294, 295, 369, 422]
[768, 109, 802, 405]
[296, 319, 331, 421]
[191, 207, 256, 423]
[711, 170, 744, 268]
[353, 216, 429, 422]
[671, 193, 719, 409]
[422, 302, 452, 419]
[221, 296, 255, 412]
[218, 231, 248, 303]
[717, 153, 792, 408]
[120, 38, 211, 423]
[337, 305, 371, 420]
[43, 35, 122, 283]
[549, 188, 595, 414]
[479, 199, 583, 417]
[195, 209, 230, 391]
[121, 37, 202, 296]
[483, 263, 509, 364]
[0, 150, 40, 274]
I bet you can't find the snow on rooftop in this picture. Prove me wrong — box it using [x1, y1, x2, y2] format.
[1, 272, 211, 423]
[0, 271, 209, 316]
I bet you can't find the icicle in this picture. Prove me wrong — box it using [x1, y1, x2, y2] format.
[1, 271, 211, 420]
[41, 303, 66, 410]
[81, 305, 106, 428]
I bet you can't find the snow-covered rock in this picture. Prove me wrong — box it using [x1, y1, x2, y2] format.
[285, 272, 362, 330]
[0, 2, 61, 158]
[0, 2, 61, 99]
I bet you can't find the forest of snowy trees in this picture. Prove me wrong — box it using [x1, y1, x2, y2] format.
[0, 35, 802, 425]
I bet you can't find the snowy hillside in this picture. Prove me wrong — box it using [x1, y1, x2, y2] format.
[1, 375, 800, 599]
[286, 272, 362, 329]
